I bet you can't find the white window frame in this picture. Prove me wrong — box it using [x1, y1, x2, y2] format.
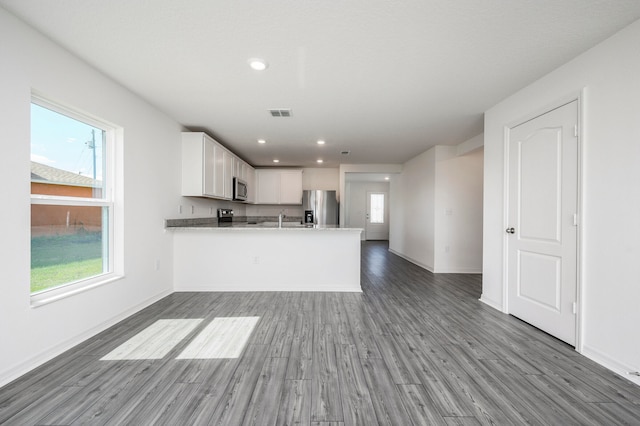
[30, 94, 123, 307]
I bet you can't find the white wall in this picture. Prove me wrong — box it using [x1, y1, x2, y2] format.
[434, 148, 484, 273]
[390, 143, 484, 273]
[482, 18, 640, 384]
[389, 148, 436, 270]
[0, 8, 182, 386]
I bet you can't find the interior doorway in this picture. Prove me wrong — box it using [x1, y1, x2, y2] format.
[344, 174, 391, 241]
[365, 191, 389, 240]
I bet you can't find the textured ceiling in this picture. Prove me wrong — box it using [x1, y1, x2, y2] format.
[2, 0, 640, 167]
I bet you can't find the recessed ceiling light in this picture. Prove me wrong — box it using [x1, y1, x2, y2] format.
[317, 159, 323, 163]
[257, 139, 266, 144]
[317, 140, 325, 145]
[273, 159, 280, 163]
[384, 176, 390, 180]
[248, 58, 268, 71]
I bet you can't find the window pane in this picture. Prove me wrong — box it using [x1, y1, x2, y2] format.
[370, 193, 384, 224]
[31, 205, 108, 293]
[31, 103, 105, 198]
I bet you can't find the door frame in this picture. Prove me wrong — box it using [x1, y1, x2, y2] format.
[502, 90, 585, 352]
[365, 190, 389, 240]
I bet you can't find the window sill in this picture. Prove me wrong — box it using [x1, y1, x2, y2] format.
[30, 274, 125, 308]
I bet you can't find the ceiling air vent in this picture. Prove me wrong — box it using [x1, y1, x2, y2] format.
[341, 150, 351, 155]
[268, 109, 292, 117]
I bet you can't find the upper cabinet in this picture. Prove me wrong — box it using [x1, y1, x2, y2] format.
[182, 132, 304, 205]
[223, 150, 233, 199]
[182, 132, 216, 197]
[256, 169, 303, 205]
[255, 170, 280, 204]
[181, 132, 254, 201]
[245, 166, 256, 204]
[279, 170, 304, 204]
[213, 143, 225, 198]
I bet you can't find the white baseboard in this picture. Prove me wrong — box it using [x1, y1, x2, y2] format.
[479, 294, 504, 312]
[388, 249, 434, 272]
[581, 345, 640, 387]
[387, 249, 480, 274]
[0, 289, 172, 388]
[433, 267, 482, 274]
[173, 285, 363, 293]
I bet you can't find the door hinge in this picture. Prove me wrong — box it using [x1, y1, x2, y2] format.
[572, 302, 577, 315]
[574, 124, 578, 137]
[573, 213, 578, 226]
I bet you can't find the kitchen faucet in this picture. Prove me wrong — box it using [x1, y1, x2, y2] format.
[278, 210, 286, 228]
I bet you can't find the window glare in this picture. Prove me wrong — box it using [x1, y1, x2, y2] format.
[370, 193, 384, 224]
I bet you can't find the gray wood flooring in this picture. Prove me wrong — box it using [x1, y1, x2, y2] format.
[1, 241, 639, 425]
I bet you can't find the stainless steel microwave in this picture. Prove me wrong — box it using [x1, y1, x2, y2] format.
[233, 177, 248, 201]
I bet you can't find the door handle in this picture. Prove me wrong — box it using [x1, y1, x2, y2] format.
[506, 227, 515, 234]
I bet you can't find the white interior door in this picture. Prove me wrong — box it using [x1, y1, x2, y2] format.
[507, 101, 578, 346]
[366, 191, 389, 240]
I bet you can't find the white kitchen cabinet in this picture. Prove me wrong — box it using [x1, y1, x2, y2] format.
[232, 157, 241, 178]
[256, 169, 280, 204]
[182, 132, 260, 203]
[223, 150, 233, 199]
[256, 169, 303, 204]
[280, 170, 303, 204]
[182, 132, 235, 200]
[234, 157, 251, 181]
[181, 132, 216, 197]
[246, 166, 256, 203]
[213, 144, 225, 198]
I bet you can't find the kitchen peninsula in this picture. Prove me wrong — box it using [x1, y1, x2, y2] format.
[167, 217, 363, 292]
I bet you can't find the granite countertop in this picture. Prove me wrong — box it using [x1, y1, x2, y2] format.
[165, 216, 362, 232]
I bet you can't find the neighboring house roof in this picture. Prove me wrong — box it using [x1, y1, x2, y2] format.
[31, 161, 99, 187]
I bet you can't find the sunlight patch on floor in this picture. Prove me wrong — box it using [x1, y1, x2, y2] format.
[176, 316, 260, 359]
[100, 319, 203, 360]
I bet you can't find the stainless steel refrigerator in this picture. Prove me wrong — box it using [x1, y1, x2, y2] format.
[302, 190, 339, 225]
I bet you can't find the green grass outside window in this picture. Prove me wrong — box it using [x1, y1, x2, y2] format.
[31, 232, 103, 293]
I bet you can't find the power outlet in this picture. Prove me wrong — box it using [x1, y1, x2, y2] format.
[252, 256, 259, 265]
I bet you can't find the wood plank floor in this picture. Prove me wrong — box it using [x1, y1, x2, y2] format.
[2, 241, 639, 425]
